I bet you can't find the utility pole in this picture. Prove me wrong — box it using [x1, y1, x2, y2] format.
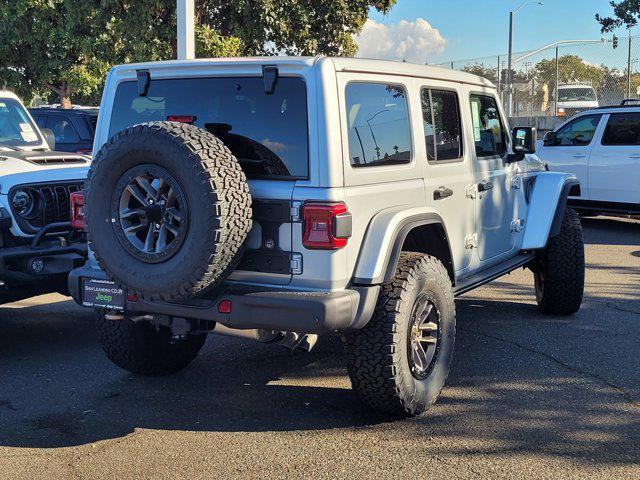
[507, 11, 514, 115]
[628, 28, 633, 99]
[507, 1, 544, 116]
[177, 0, 195, 60]
[555, 46, 559, 116]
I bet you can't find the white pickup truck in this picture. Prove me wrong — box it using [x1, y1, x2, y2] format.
[537, 105, 640, 215]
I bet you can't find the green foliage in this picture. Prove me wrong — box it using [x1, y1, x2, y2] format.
[596, 1, 640, 32]
[462, 64, 499, 83]
[534, 55, 609, 90]
[0, 0, 395, 107]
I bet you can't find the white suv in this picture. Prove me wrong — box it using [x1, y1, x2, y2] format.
[538, 104, 640, 215]
[0, 90, 88, 303]
[68, 57, 584, 417]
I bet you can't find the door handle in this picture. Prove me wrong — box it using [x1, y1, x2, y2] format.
[572, 154, 587, 159]
[477, 180, 494, 192]
[433, 186, 454, 200]
[629, 154, 640, 159]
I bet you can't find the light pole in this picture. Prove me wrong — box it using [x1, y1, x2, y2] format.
[177, 0, 195, 60]
[507, 1, 543, 115]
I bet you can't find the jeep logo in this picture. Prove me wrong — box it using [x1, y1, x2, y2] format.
[96, 293, 113, 303]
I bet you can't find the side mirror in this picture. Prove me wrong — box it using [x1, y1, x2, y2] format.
[507, 126, 536, 164]
[41, 128, 56, 151]
[543, 131, 557, 146]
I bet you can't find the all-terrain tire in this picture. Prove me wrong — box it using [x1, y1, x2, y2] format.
[534, 207, 585, 315]
[96, 312, 207, 376]
[85, 122, 252, 301]
[344, 253, 456, 417]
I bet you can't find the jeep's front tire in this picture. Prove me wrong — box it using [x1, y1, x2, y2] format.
[96, 312, 207, 375]
[344, 253, 455, 417]
[534, 207, 585, 315]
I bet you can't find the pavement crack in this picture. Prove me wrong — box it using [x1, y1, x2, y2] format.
[459, 327, 640, 409]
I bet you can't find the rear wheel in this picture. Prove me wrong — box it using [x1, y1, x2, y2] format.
[96, 312, 207, 376]
[344, 253, 455, 417]
[534, 207, 585, 315]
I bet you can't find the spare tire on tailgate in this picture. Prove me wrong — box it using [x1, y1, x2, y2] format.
[85, 122, 252, 301]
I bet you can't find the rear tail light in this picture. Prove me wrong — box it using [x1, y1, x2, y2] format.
[70, 191, 85, 230]
[302, 202, 351, 250]
[167, 115, 197, 124]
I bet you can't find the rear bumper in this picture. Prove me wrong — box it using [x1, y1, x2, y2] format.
[68, 265, 379, 334]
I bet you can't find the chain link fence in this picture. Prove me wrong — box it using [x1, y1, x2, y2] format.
[437, 36, 640, 118]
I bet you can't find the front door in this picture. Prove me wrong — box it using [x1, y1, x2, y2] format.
[468, 93, 517, 263]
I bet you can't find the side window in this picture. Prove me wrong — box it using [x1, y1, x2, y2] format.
[469, 94, 505, 157]
[553, 115, 602, 146]
[602, 113, 640, 146]
[346, 83, 412, 167]
[46, 115, 80, 144]
[421, 89, 463, 162]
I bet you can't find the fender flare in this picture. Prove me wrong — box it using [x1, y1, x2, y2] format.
[352, 210, 455, 286]
[521, 173, 580, 251]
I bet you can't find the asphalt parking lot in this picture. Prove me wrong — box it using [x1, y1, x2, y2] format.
[0, 216, 638, 479]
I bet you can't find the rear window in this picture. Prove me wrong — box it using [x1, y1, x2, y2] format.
[109, 77, 309, 179]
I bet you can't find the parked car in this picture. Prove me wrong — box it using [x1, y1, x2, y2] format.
[0, 90, 88, 303]
[555, 83, 599, 117]
[537, 103, 640, 215]
[29, 107, 98, 154]
[67, 58, 584, 417]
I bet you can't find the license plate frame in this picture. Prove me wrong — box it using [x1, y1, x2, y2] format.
[82, 278, 125, 310]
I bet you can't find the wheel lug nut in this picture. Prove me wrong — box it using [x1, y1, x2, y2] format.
[155, 223, 161, 229]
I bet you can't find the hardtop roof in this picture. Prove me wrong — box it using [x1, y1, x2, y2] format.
[109, 56, 495, 89]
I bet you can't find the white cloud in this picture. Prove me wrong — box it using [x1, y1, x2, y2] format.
[355, 18, 446, 64]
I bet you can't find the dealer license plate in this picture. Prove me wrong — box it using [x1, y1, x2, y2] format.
[82, 278, 125, 310]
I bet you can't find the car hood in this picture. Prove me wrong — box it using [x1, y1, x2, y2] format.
[0, 150, 89, 193]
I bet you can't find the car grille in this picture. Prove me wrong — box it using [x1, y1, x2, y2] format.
[9, 181, 84, 233]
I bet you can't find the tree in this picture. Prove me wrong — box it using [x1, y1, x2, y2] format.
[534, 55, 609, 92]
[0, 0, 396, 108]
[462, 64, 499, 83]
[201, 1, 396, 56]
[596, 1, 640, 31]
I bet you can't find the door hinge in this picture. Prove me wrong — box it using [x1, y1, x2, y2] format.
[464, 233, 478, 249]
[510, 218, 525, 233]
[465, 184, 477, 199]
[290, 252, 303, 275]
[290, 201, 303, 222]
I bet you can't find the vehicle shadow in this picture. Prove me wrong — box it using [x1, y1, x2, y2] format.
[0, 296, 637, 467]
[581, 216, 639, 246]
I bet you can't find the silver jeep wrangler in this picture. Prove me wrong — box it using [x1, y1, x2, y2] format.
[69, 57, 584, 417]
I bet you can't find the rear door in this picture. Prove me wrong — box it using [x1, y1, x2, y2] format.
[420, 84, 475, 274]
[104, 71, 312, 286]
[589, 112, 640, 204]
[468, 91, 517, 264]
[539, 114, 603, 200]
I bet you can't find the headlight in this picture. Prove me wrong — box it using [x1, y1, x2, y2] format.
[12, 189, 35, 216]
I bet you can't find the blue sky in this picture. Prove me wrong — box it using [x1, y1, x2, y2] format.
[366, 0, 624, 63]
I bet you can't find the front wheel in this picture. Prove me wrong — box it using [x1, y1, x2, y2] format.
[96, 312, 207, 375]
[344, 253, 456, 417]
[534, 207, 585, 315]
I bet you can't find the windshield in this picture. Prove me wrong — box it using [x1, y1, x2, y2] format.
[109, 76, 309, 179]
[0, 98, 42, 148]
[558, 87, 597, 102]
